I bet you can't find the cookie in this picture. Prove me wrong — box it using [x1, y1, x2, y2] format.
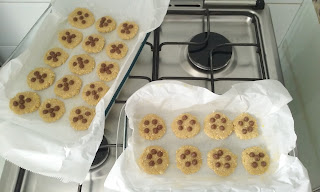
[207, 148, 237, 177]
[204, 112, 233, 140]
[171, 113, 200, 139]
[39, 99, 65, 122]
[54, 75, 82, 99]
[68, 8, 95, 29]
[82, 81, 109, 105]
[82, 34, 105, 53]
[43, 48, 69, 68]
[233, 113, 258, 140]
[106, 41, 128, 60]
[97, 61, 119, 82]
[117, 21, 139, 40]
[95, 16, 116, 33]
[176, 145, 202, 174]
[27, 68, 55, 91]
[9, 92, 40, 115]
[138, 146, 169, 175]
[68, 54, 95, 75]
[58, 29, 83, 49]
[242, 146, 270, 175]
[69, 106, 95, 131]
[139, 114, 166, 140]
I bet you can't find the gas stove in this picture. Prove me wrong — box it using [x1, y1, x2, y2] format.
[0, 1, 284, 191]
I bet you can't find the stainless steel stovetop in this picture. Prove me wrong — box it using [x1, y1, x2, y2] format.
[0, 1, 285, 191]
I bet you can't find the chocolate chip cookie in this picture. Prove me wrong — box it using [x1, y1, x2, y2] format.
[176, 145, 202, 174]
[204, 112, 233, 140]
[117, 21, 139, 40]
[58, 29, 83, 49]
[68, 8, 95, 29]
[9, 92, 41, 115]
[233, 113, 258, 140]
[82, 34, 105, 53]
[138, 146, 169, 175]
[68, 54, 95, 75]
[82, 81, 109, 105]
[207, 148, 237, 177]
[96, 61, 120, 82]
[54, 75, 82, 99]
[139, 114, 166, 140]
[95, 16, 116, 33]
[27, 68, 55, 91]
[242, 146, 270, 175]
[171, 113, 201, 139]
[39, 99, 65, 122]
[106, 41, 128, 60]
[43, 48, 69, 68]
[69, 106, 95, 131]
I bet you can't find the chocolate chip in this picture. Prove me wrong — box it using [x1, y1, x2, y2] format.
[215, 162, 221, 167]
[82, 119, 87, 123]
[247, 127, 253, 132]
[90, 84, 95, 88]
[249, 152, 255, 157]
[54, 106, 60, 111]
[151, 149, 157, 154]
[48, 108, 54, 113]
[213, 154, 219, 159]
[46, 103, 51, 108]
[249, 121, 254, 126]
[31, 78, 36, 82]
[144, 120, 149, 125]
[157, 125, 163, 130]
[224, 163, 230, 168]
[79, 16, 84, 20]
[94, 95, 99, 100]
[92, 90, 97, 95]
[85, 111, 91, 116]
[123, 23, 128, 27]
[190, 120, 196, 125]
[101, 17, 106, 21]
[129, 24, 133, 28]
[77, 11, 82, 15]
[84, 13, 89, 17]
[149, 161, 155, 166]
[103, 23, 108, 27]
[73, 62, 77, 66]
[182, 115, 188, 120]
[153, 128, 158, 134]
[19, 100, 25, 104]
[157, 151, 163, 157]
[221, 118, 226, 123]
[225, 155, 231, 161]
[73, 117, 78, 122]
[211, 124, 217, 129]
[116, 49, 121, 54]
[62, 36, 66, 40]
[251, 162, 258, 168]
[86, 91, 91, 96]
[33, 71, 39, 76]
[215, 114, 221, 119]
[238, 121, 243, 126]
[19, 105, 25, 109]
[242, 129, 247, 134]
[69, 80, 74, 85]
[71, 34, 76, 38]
[63, 87, 69, 91]
[39, 79, 44, 83]
[244, 117, 249, 122]
[152, 119, 158, 125]
[177, 120, 183, 125]
[47, 56, 52, 60]
[157, 158, 163, 164]
[185, 161, 191, 167]
[84, 59, 89, 64]
[261, 161, 267, 167]
[79, 64, 84, 69]
[192, 159, 198, 165]
[147, 154, 152, 159]
[94, 38, 99, 41]
[185, 150, 190, 155]
[110, 49, 115, 53]
[50, 113, 55, 117]
[42, 73, 47, 78]
[78, 115, 83, 119]
[187, 126, 192, 132]
[217, 150, 223, 156]
[67, 39, 72, 43]
[219, 125, 225, 130]
[191, 152, 197, 157]
[75, 109, 81, 114]
[210, 118, 215, 122]
[118, 44, 123, 48]
[82, 20, 86, 24]
[255, 156, 260, 161]
[111, 45, 116, 48]
[259, 153, 265, 157]
[121, 30, 125, 33]
[91, 42, 95, 47]
[107, 19, 112, 23]
[85, 41, 90, 45]
[13, 101, 18, 106]
[178, 126, 183, 130]
[144, 128, 149, 133]
[62, 78, 68, 82]
[180, 154, 186, 159]
[126, 30, 130, 34]
[43, 110, 48, 114]
[56, 52, 61, 56]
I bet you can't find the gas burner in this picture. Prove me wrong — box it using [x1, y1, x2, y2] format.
[90, 136, 110, 170]
[188, 32, 233, 72]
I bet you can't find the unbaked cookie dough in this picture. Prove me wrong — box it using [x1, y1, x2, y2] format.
[176, 145, 202, 174]
[69, 106, 95, 131]
[27, 68, 55, 91]
[82, 81, 109, 105]
[82, 34, 105, 53]
[138, 146, 169, 175]
[68, 54, 95, 75]
[207, 148, 237, 177]
[44, 48, 69, 68]
[171, 113, 201, 139]
[58, 29, 83, 49]
[95, 16, 116, 33]
[68, 8, 95, 29]
[242, 146, 270, 175]
[106, 41, 128, 60]
[233, 113, 258, 140]
[97, 61, 119, 82]
[204, 112, 233, 140]
[139, 114, 166, 140]
[117, 21, 139, 40]
[54, 75, 82, 99]
[9, 92, 40, 115]
[39, 99, 65, 123]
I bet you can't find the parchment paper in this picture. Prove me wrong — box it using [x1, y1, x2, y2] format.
[104, 80, 311, 192]
[0, 0, 169, 183]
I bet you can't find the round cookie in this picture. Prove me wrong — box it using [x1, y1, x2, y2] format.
[138, 146, 169, 175]
[43, 48, 69, 68]
[171, 113, 200, 139]
[117, 21, 139, 40]
[68, 8, 95, 29]
[27, 68, 55, 91]
[97, 61, 119, 82]
[68, 54, 95, 75]
[204, 112, 233, 140]
[242, 146, 270, 175]
[69, 106, 95, 131]
[176, 145, 202, 174]
[54, 75, 82, 99]
[207, 148, 237, 177]
[9, 92, 40, 115]
[82, 34, 105, 53]
[139, 114, 166, 140]
[39, 99, 65, 122]
[233, 113, 258, 140]
[106, 41, 128, 60]
[82, 81, 109, 105]
[58, 29, 83, 49]
[95, 16, 116, 33]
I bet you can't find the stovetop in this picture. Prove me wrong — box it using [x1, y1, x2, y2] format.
[0, 2, 284, 192]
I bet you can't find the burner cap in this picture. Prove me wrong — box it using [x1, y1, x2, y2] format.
[90, 136, 110, 170]
[188, 32, 232, 72]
